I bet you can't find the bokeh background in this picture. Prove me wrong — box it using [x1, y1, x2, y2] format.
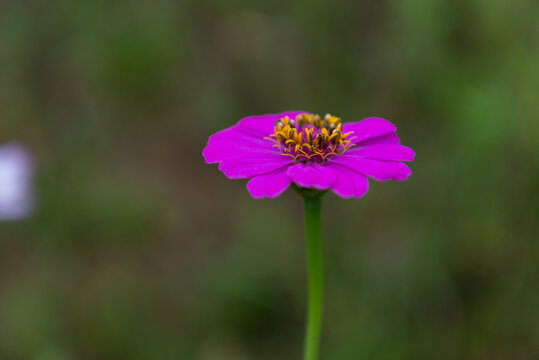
[1, 0, 539, 359]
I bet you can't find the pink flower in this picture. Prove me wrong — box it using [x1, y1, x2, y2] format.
[203, 112, 415, 199]
[0, 142, 34, 220]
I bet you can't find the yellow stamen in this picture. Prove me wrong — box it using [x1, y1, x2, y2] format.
[268, 112, 353, 162]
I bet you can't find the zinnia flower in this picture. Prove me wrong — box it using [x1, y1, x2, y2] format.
[203, 111, 415, 198]
[0, 142, 34, 220]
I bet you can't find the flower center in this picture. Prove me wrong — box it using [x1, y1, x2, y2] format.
[268, 113, 354, 163]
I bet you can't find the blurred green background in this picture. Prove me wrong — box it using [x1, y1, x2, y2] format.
[1, 0, 539, 359]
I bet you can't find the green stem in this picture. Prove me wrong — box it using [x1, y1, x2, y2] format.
[302, 195, 324, 360]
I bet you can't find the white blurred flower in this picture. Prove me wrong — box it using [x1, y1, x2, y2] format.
[0, 143, 34, 220]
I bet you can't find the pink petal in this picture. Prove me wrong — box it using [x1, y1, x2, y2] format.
[324, 163, 369, 198]
[286, 163, 337, 190]
[247, 166, 292, 199]
[207, 127, 272, 147]
[344, 144, 415, 161]
[218, 153, 291, 179]
[355, 132, 401, 147]
[203, 140, 278, 164]
[330, 156, 412, 181]
[343, 117, 397, 145]
[237, 111, 308, 136]
[204, 112, 307, 164]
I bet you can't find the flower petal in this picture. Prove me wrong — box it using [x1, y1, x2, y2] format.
[343, 117, 397, 145]
[218, 153, 291, 179]
[204, 112, 307, 164]
[286, 163, 337, 190]
[324, 163, 369, 198]
[344, 144, 415, 161]
[203, 139, 277, 164]
[355, 132, 401, 147]
[237, 111, 308, 136]
[330, 156, 412, 181]
[207, 127, 273, 147]
[247, 166, 292, 199]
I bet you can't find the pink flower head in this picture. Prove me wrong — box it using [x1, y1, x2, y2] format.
[0, 142, 34, 220]
[203, 112, 415, 199]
